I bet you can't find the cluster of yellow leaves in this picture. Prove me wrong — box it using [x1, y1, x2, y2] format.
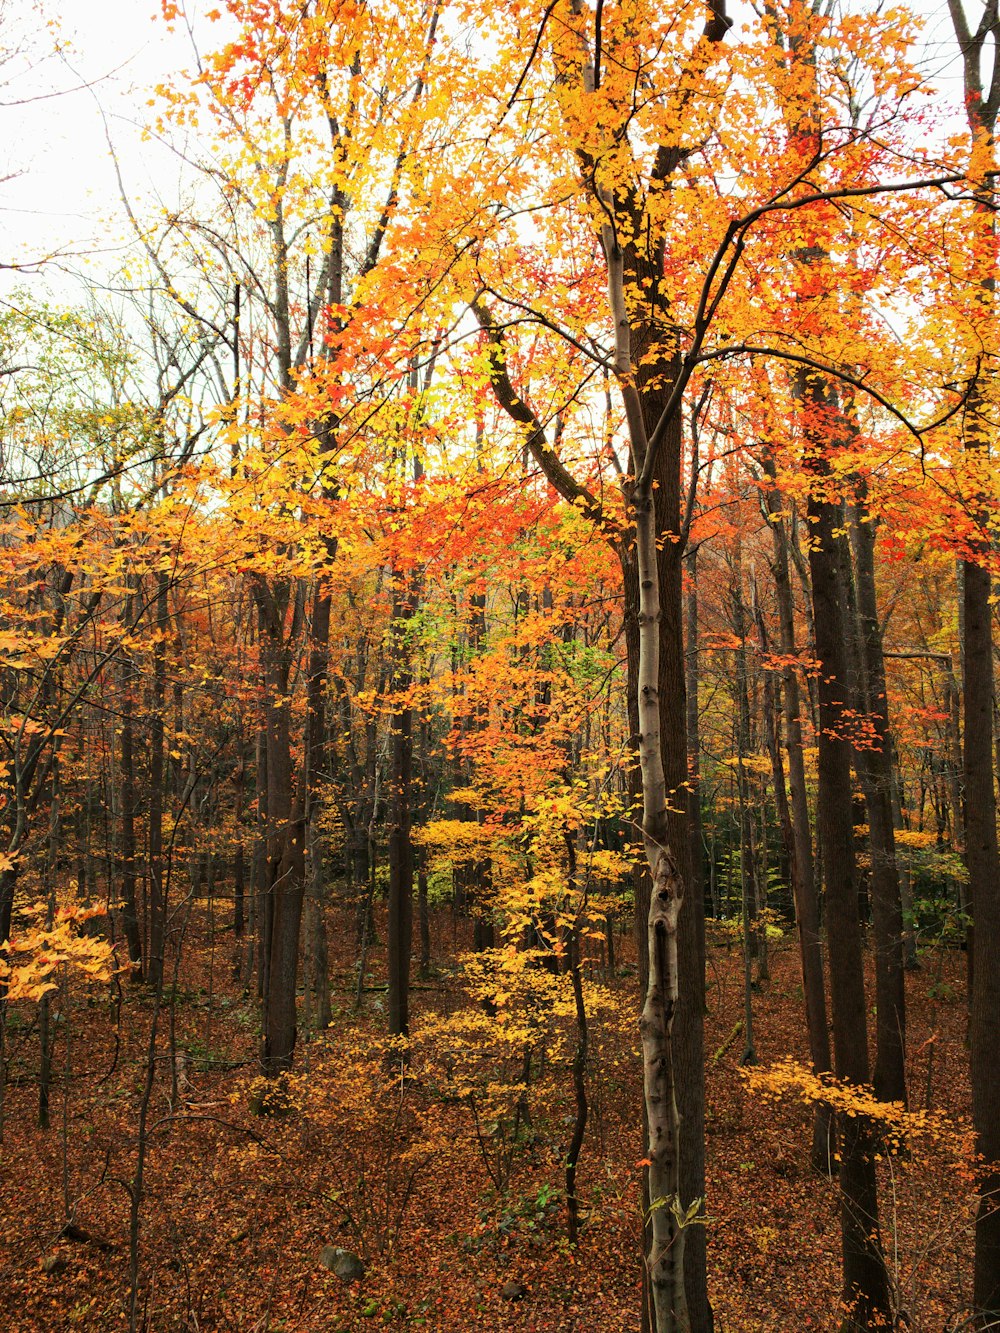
[0, 629, 68, 669]
[894, 828, 942, 851]
[891, 829, 968, 885]
[0, 902, 117, 1003]
[452, 945, 625, 1048]
[742, 1058, 976, 1174]
[414, 818, 496, 864]
[720, 754, 774, 778]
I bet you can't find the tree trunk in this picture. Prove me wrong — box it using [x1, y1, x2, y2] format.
[233, 754, 246, 940]
[306, 812, 332, 1031]
[565, 830, 589, 1248]
[304, 560, 335, 1035]
[966, 553, 1000, 1320]
[946, 4, 1000, 1315]
[635, 480, 690, 1332]
[254, 722, 270, 1001]
[147, 570, 169, 989]
[685, 549, 704, 925]
[730, 551, 760, 1060]
[849, 494, 907, 1104]
[753, 523, 834, 1171]
[258, 591, 304, 1075]
[118, 650, 143, 975]
[387, 574, 415, 1039]
[801, 375, 890, 1327]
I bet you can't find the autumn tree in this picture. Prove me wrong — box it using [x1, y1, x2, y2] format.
[143, 0, 472, 1069]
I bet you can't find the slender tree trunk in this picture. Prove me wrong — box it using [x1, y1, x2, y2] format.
[258, 592, 304, 1075]
[387, 574, 415, 1039]
[735, 727, 757, 1069]
[801, 374, 890, 1328]
[849, 495, 907, 1104]
[254, 722, 270, 1001]
[730, 551, 759, 1059]
[233, 755, 246, 940]
[304, 568, 335, 1030]
[753, 531, 834, 1171]
[118, 650, 143, 975]
[147, 570, 169, 989]
[38, 755, 59, 1129]
[564, 827, 589, 1248]
[947, 6, 1000, 1314]
[635, 480, 689, 1332]
[566, 924, 589, 1246]
[685, 549, 704, 925]
[306, 812, 332, 1030]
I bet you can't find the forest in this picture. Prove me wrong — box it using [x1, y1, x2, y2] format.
[0, 0, 998, 1329]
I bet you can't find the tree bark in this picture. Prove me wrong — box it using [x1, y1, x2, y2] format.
[966, 555, 1000, 1320]
[636, 479, 689, 1332]
[257, 586, 305, 1074]
[801, 373, 891, 1328]
[118, 647, 143, 975]
[305, 812, 332, 1030]
[849, 493, 907, 1104]
[147, 570, 169, 989]
[752, 509, 834, 1172]
[946, 3, 1000, 1315]
[387, 573, 415, 1039]
[685, 549, 704, 928]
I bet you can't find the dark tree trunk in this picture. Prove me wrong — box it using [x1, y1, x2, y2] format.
[802, 376, 890, 1328]
[254, 723, 270, 1001]
[565, 919, 588, 1247]
[305, 812, 333, 1031]
[946, 4, 1000, 1315]
[257, 587, 305, 1075]
[729, 559, 758, 1063]
[849, 494, 907, 1105]
[304, 566, 335, 1028]
[118, 651, 143, 974]
[685, 548, 705, 922]
[656, 437, 708, 1331]
[966, 554, 1000, 1319]
[262, 805, 305, 1073]
[387, 575, 415, 1039]
[147, 570, 169, 989]
[753, 501, 834, 1171]
[233, 754, 246, 940]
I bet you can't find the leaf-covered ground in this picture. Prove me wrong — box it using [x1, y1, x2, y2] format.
[0, 908, 975, 1331]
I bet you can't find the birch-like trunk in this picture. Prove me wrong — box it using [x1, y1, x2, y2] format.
[636, 481, 688, 1333]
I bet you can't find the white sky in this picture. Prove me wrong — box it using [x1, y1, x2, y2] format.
[0, 0, 975, 306]
[0, 0, 213, 293]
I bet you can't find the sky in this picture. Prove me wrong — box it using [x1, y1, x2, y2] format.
[0, 0, 214, 293]
[0, 0, 978, 307]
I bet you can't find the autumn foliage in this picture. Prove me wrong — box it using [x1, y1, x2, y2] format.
[0, 0, 998, 1330]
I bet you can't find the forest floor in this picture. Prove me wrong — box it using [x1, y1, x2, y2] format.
[0, 905, 977, 1332]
